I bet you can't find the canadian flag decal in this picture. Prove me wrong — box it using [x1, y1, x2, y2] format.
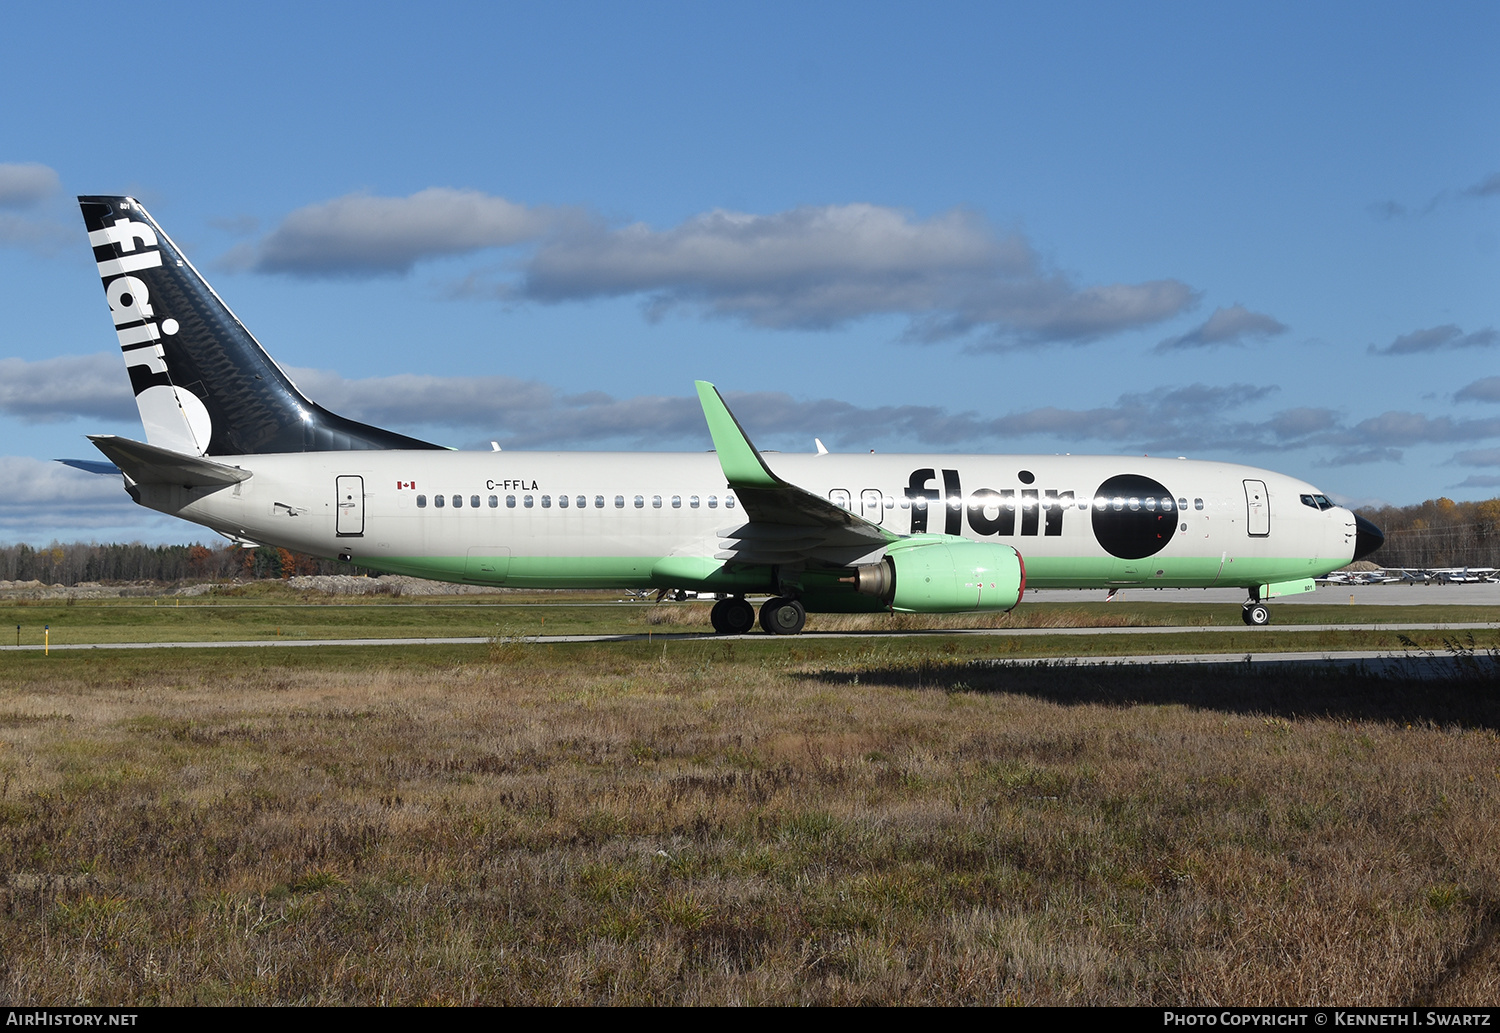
[397, 481, 416, 490]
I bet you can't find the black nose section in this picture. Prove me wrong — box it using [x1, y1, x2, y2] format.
[1352, 514, 1384, 562]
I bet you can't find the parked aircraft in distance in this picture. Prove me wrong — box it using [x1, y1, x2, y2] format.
[1331, 567, 1500, 586]
[65, 195, 1384, 634]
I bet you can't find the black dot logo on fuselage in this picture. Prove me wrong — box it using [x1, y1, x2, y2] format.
[1090, 474, 1178, 560]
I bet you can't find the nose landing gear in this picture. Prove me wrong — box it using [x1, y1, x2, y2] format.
[1241, 600, 1270, 626]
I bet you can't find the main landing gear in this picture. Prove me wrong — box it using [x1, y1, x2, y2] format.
[758, 596, 806, 635]
[1241, 599, 1271, 626]
[708, 595, 807, 635]
[709, 596, 756, 635]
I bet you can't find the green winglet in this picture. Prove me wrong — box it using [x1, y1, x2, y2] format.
[695, 381, 780, 489]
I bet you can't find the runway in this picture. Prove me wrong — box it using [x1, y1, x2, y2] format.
[4, 620, 1494, 651]
[1037, 582, 1500, 606]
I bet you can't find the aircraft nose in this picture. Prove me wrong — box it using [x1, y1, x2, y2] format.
[1352, 514, 1384, 562]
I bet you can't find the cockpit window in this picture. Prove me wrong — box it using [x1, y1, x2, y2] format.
[1300, 494, 1335, 511]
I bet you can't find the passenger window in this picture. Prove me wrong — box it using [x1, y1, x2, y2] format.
[899, 499, 910, 509]
[577, 496, 587, 509]
[1179, 498, 1188, 509]
[470, 495, 480, 509]
[884, 496, 894, 509]
[1194, 498, 1204, 510]
[434, 494, 445, 508]
[452, 495, 463, 508]
[417, 494, 427, 508]
[690, 495, 700, 508]
[488, 495, 498, 508]
[633, 495, 644, 508]
[652, 495, 662, 508]
[558, 495, 568, 508]
[708, 495, 718, 508]
[541, 495, 551, 508]
[595, 496, 604, 508]
[725, 495, 736, 509]
[615, 496, 625, 508]
[671, 495, 682, 508]
[506, 495, 516, 508]
[524, 495, 534, 508]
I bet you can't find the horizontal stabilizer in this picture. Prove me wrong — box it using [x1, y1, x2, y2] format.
[56, 458, 121, 476]
[88, 434, 251, 488]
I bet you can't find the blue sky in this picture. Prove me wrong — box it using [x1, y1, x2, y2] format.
[1, 1, 1497, 544]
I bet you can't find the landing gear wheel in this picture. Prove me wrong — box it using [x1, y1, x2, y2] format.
[1242, 602, 1270, 626]
[710, 597, 756, 635]
[759, 596, 807, 635]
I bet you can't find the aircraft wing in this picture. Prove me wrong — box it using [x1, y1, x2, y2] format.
[696, 381, 898, 567]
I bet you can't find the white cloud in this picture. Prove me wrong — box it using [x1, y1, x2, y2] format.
[520, 203, 1196, 345]
[0, 163, 60, 208]
[1350, 411, 1500, 446]
[1370, 324, 1499, 356]
[239, 190, 1198, 345]
[1155, 304, 1288, 352]
[250, 188, 565, 276]
[0, 354, 136, 423]
[1457, 376, 1500, 402]
[1453, 448, 1500, 467]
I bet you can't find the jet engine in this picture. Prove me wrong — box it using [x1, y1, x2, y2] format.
[847, 537, 1025, 613]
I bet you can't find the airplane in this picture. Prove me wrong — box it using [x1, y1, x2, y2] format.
[1373, 567, 1500, 585]
[62, 194, 1385, 634]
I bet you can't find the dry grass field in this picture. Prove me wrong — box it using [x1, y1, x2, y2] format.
[1, 636, 1497, 1005]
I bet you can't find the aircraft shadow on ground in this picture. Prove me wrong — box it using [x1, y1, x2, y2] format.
[800, 648, 1500, 728]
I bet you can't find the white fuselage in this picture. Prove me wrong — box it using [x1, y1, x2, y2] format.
[137, 449, 1359, 593]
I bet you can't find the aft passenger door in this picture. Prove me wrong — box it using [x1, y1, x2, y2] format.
[1244, 479, 1269, 537]
[336, 475, 365, 537]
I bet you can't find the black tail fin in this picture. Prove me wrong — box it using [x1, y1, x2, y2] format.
[78, 195, 442, 456]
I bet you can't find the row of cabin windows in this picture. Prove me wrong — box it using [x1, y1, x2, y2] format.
[410, 491, 1206, 514]
[899, 495, 1206, 512]
[415, 493, 736, 510]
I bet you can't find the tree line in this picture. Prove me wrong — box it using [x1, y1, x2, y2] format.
[1358, 496, 1500, 570]
[0, 542, 371, 585]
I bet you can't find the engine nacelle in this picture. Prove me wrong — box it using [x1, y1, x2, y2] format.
[848, 537, 1026, 613]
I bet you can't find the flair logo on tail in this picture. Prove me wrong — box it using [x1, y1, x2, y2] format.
[90, 212, 176, 373]
[83, 200, 212, 457]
